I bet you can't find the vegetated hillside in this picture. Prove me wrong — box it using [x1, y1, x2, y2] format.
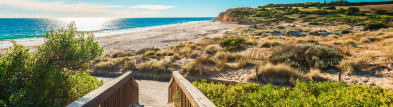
[215, 1, 393, 28]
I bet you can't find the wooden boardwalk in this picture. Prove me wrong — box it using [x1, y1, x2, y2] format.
[68, 71, 215, 107]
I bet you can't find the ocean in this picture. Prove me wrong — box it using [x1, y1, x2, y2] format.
[0, 17, 215, 40]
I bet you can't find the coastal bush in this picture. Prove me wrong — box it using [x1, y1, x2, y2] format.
[363, 22, 389, 30]
[372, 8, 387, 15]
[346, 7, 360, 15]
[220, 38, 246, 51]
[0, 22, 103, 106]
[271, 44, 343, 71]
[194, 80, 393, 106]
[310, 10, 328, 15]
[324, 6, 336, 10]
[229, 8, 256, 17]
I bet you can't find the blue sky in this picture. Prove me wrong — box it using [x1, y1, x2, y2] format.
[0, 0, 390, 18]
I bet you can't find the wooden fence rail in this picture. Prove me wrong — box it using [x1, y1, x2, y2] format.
[168, 71, 216, 107]
[67, 71, 139, 107]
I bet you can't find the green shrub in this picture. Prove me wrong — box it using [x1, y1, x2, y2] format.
[194, 80, 393, 107]
[372, 8, 387, 15]
[229, 8, 256, 17]
[363, 22, 389, 30]
[310, 10, 328, 15]
[220, 38, 246, 51]
[324, 6, 336, 10]
[0, 22, 103, 106]
[271, 44, 343, 70]
[341, 30, 351, 34]
[346, 7, 360, 15]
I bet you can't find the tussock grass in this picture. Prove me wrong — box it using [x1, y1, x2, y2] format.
[205, 45, 222, 54]
[296, 38, 319, 44]
[178, 47, 195, 58]
[137, 47, 160, 55]
[121, 60, 136, 72]
[344, 40, 357, 47]
[258, 63, 303, 79]
[258, 40, 282, 48]
[180, 57, 215, 75]
[112, 50, 134, 58]
[305, 69, 324, 81]
[136, 60, 165, 73]
[94, 60, 119, 71]
[235, 55, 254, 69]
[338, 58, 370, 75]
[214, 51, 241, 61]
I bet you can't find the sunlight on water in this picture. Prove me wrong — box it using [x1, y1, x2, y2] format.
[57, 18, 115, 31]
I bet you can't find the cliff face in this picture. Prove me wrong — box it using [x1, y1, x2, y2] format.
[214, 9, 237, 23]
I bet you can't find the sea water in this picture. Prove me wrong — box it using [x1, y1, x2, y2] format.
[0, 17, 214, 47]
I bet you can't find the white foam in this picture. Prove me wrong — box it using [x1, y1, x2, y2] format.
[94, 21, 207, 37]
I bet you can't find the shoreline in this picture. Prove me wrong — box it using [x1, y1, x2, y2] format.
[96, 21, 242, 53]
[0, 21, 243, 53]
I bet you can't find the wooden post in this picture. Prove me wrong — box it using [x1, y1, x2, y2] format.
[338, 72, 342, 82]
[255, 67, 259, 81]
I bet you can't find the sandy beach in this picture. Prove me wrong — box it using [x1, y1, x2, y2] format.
[95, 21, 241, 53]
[0, 21, 241, 54]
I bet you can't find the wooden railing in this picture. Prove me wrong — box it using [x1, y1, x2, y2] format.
[168, 71, 216, 107]
[67, 71, 139, 107]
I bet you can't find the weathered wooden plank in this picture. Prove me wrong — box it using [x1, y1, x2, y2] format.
[168, 71, 216, 107]
[67, 71, 138, 107]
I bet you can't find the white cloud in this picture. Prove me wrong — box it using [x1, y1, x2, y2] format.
[129, 5, 177, 10]
[0, 0, 160, 18]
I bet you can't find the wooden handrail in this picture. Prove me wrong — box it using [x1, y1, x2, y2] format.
[67, 71, 139, 107]
[168, 71, 216, 107]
